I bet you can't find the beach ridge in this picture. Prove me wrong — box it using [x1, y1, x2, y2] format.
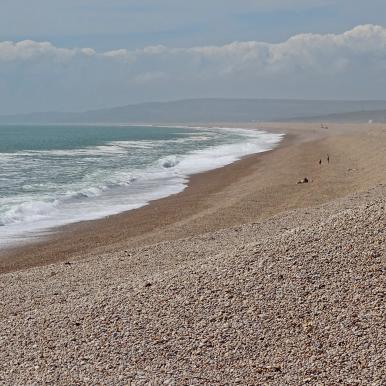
[0, 122, 385, 384]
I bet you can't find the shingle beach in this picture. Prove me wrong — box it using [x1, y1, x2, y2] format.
[1, 123, 385, 385]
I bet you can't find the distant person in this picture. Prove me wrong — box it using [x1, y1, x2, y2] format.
[327, 154, 330, 163]
[319, 159, 322, 165]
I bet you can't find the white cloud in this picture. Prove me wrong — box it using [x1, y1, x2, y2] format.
[80, 48, 97, 57]
[1, 24, 386, 113]
[102, 49, 135, 64]
[2, 24, 385, 71]
[0, 40, 93, 62]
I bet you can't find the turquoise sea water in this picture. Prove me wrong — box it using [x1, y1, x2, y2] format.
[0, 125, 283, 245]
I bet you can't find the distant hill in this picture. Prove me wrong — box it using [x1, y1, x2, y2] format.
[1, 98, 386, 124]
[289, 109, 386, 123]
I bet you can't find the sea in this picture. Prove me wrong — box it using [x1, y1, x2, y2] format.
[0, 125, 283, 246]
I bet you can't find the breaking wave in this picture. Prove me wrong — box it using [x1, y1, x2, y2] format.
[0, 127, 283, 246]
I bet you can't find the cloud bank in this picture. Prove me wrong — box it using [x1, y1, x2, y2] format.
[1, 24, 386, 114]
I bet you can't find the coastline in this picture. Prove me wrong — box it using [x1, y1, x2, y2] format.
[2, 121, 385, 273]
[0, 125, 287, 273]
[1, 121, 385, 384]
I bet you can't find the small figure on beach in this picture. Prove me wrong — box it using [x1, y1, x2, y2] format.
[319, 159, 322, 165]
[327, 154, 330, 163]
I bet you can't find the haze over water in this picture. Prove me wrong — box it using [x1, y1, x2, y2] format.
[0, 125, 282, 246]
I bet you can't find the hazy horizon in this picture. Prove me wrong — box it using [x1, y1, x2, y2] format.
[1, 98, 386, 125]
[3, 97, 386, 117]
[1, 1, 386, 114]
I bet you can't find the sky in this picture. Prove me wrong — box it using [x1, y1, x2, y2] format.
[1, 0, 386, 114]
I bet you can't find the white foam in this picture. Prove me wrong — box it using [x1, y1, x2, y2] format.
[0, 128, 283, 247]
[0, 200, 59, 226]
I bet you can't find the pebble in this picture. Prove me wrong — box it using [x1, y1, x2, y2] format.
[0, 186, 385, 385]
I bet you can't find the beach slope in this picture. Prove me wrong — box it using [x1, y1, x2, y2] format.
[0, 123, 385, 385]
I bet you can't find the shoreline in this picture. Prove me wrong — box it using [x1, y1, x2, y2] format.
[1, 121, 385, 384]
[0, 125, 283, 250]
[1, 122, 385, 273]
[0, 126, 289, 273]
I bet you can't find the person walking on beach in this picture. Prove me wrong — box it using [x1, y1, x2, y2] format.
[327, 154, 330, 163]
[319, 159, 322, 165]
